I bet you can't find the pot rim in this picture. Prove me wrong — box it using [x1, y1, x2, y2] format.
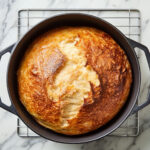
[6, 13, 141, 144]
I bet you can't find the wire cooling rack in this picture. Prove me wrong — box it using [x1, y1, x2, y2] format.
[17, 9, 141, 137]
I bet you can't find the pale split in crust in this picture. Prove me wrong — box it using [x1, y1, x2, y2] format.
[17, 27, 132, 135]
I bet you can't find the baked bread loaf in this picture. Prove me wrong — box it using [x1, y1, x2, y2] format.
[17, 27, 132, 135]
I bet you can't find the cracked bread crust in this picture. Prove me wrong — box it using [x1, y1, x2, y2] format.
[17, 27, 132, 135]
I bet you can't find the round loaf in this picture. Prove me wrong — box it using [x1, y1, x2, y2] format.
[17, 27, 132, 135]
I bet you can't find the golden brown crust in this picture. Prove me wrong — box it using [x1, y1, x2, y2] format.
[17, 27, 132, 135]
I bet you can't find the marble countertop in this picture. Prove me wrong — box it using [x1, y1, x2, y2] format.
[0, 0, 150, 150]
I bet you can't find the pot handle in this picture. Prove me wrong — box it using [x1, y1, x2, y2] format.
[127, 38, 150, 114]
[0, 44, 17, 115]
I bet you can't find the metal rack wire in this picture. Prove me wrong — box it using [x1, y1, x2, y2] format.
[17, 9, 141, 137]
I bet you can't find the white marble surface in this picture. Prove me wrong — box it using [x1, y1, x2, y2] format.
[0, 0, 150, 150]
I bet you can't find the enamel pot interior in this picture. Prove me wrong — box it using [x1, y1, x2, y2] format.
[7, 13, 140, 143]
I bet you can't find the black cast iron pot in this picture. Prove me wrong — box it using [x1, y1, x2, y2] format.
[0, 13, 150, 144]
